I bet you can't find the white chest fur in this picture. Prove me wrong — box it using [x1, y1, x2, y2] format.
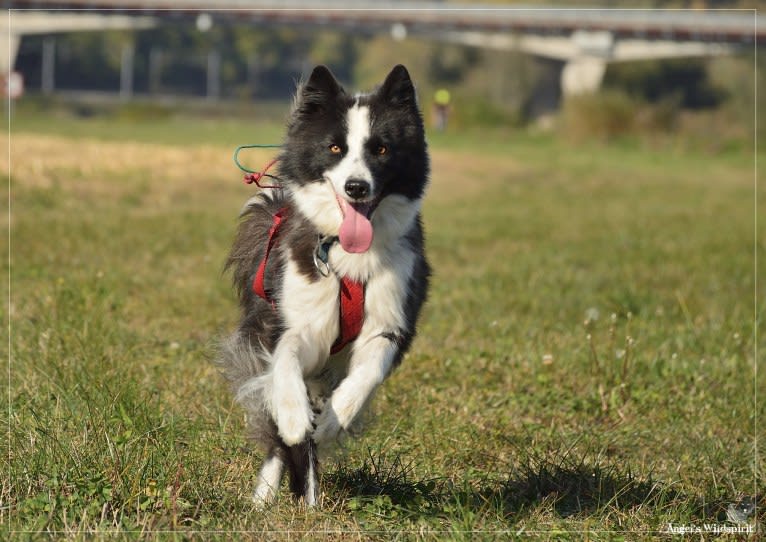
[279, 232, 416, 371]
[279, 259, 341, 375]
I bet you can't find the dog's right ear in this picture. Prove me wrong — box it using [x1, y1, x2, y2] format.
[297, 65, 344, 112]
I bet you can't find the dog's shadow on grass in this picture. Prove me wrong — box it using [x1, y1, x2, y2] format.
[324, 448, 730, 523]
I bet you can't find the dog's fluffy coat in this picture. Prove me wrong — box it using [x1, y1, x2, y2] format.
[217, 65, 430, 506]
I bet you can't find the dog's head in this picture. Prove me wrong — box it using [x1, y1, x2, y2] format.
[279, 65, 429, 253]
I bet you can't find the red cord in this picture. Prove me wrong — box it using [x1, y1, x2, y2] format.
[243, 158, 280, 189]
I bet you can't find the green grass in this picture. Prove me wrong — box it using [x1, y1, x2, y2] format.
[9, 102, 287, 148]
[4, 110, 764, 539]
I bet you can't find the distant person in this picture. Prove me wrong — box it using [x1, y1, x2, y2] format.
[433, 88, 451, 132]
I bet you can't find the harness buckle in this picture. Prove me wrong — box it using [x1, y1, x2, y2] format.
[313, 235, 336, 277]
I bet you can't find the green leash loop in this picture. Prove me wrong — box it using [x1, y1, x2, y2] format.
[233, 144, 282, 174]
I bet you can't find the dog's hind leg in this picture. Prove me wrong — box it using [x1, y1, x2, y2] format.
[253, 447, 286, 506]
[286, 439, 319, 506]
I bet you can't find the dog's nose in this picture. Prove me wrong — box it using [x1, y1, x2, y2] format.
[344, 179, 371, 200]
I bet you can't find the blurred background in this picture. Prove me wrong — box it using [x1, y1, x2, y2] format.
[3, 0, 764, 151]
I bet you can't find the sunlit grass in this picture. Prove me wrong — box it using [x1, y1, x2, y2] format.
[4, 112, 764, 538]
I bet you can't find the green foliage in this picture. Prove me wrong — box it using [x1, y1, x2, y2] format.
[707, 53, 764, 145]
[449, 96, 522, 130]
[562, 90, 639, 140]
[560, 61, 754, 153]
[111, 102, 175, 121]
[353, 36, 438, 91]
[427, 44, 480, 84]
[604, 58, 725, 109]
[51, 30, 130, 91]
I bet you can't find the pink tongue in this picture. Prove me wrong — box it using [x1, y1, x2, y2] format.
[339, 201, 374, 253]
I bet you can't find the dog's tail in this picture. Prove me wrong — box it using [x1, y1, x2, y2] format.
[214, 332, 276, 446]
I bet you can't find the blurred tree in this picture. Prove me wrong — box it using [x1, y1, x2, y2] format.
[307, 32, 360, 85]
[51, 30, 128, 91]
[354, 35, 435, 91]
[427, 43, 478, 84]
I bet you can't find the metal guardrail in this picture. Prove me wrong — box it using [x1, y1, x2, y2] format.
[4, 1, 764, 43]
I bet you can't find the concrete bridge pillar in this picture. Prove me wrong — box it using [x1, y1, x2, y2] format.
[561, 56, 608, 96]
[560, 30, 613, 97]
[0, 32, 20, 74]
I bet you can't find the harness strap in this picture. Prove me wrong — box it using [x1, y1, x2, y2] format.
[253, 208, 365, 354]
[331, 278, 365, 354]
[252, 208, 287, 304]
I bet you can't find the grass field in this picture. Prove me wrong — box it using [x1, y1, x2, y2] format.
[4, 109, 764, 539]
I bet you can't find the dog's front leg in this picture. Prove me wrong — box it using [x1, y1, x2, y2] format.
[313, 335, 398, 446]
[271, 332, 314, 446]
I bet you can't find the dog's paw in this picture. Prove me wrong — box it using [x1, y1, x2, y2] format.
[275, 395, 314, 446]
[252, 488, 273, 509]
[312, 406, 342, 446]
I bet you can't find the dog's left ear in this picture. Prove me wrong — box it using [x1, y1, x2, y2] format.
[378, 65, 417, 108]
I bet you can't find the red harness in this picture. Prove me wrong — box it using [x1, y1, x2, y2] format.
[253, 208, 365, 355]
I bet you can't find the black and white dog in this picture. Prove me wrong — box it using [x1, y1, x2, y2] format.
[217, 65, 430, 506]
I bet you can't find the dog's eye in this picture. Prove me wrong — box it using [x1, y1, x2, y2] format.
[329, 144, 342, 154]
[377, 145, 387, 156]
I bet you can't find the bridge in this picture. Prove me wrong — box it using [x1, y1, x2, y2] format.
[3, 1, 763, 97]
